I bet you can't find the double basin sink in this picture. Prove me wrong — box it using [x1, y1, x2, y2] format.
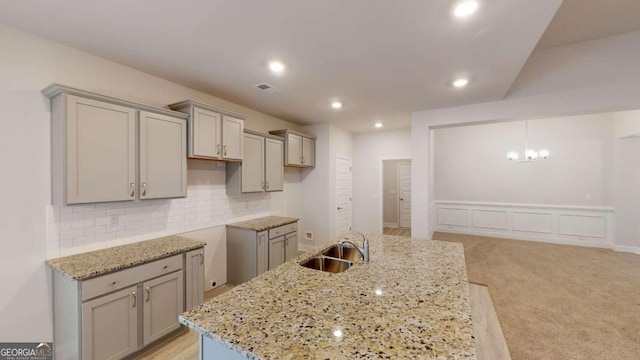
[300, 244, 362, 273]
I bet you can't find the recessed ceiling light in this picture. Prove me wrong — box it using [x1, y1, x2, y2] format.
[453, 78, 469, 88]
[453, 0, 479, 17]
[268, 60, 285, 74]
[331, 101, 343, 109]
[374, 122, 383, 128]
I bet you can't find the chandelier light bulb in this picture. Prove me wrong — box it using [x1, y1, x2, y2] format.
[525, 149, 538, 160]
[539, 149, 550, 159]
[507, 151, 519, 161]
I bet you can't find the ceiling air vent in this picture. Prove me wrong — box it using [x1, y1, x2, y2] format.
[255, 83, 279, 92]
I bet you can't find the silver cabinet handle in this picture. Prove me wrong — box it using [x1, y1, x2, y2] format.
[145, 287, 150, 302]
[223, 145, 227, 156]
[130, 183, 135, 197]
[200, 251, 204, 265]
[216, 144, 221, 155]
[265, 181, 269, 190]
[132, 291, 137, 307]
[142, 183, 147, 196]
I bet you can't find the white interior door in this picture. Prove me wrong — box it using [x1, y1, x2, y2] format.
[398, 163, 412, 228]
[336, 157, 352, 235]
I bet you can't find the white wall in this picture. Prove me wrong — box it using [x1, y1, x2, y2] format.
[0, 24, 301, 342]
[612, 110, 640, 138]
[434, 114, 613, 206]
[612, 136, 640, 248]
[298, 123, 353, 249]
[412, 30, 640, 250]
[352, 128, 411, 233]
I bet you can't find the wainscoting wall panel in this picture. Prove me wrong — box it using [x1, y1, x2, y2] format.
[512, 212, 553, 234]
[472, 210, 508, 230]
[437, 208, 469, 227]
[433, 201, 614, 248]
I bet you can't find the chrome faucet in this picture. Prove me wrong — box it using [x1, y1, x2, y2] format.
[338, 232, 369, 262]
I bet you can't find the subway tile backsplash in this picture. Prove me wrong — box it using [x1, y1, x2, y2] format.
[46, 187, 271, 258]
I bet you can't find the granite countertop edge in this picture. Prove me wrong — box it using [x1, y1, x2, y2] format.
[46, 235, 206, 281]
[225, 216, 299, 232]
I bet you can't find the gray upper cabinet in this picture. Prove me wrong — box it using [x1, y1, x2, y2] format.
[58, 94, 137, 204]
[139, 111, 187, 199]
[269, 129, 316, 168]
[226, 130, 284, 194]
[168, 100, 244, 161]
[265, 137, 284, 191]
[43, 85, 188, 205]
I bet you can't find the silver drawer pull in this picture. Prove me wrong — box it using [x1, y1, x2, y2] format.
[132, 292, 137, 307]
[111, 281, 117, 285]
[130, 183, 135, 197]
[223, 145, 227, 156]
[200, 252, 204, 265]
[163, 265, 168, 269]
[145, 287, 150, 302]
[142, 183, 147, 196]
[216, 144, 221, 155]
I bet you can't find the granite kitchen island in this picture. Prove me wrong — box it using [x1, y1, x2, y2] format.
[180, 233, 476, 359]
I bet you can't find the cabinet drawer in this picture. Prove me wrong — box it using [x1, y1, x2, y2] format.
[268, 222, 297, 239]
[82, 255, 182, 301]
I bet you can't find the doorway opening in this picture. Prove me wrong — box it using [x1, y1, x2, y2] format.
[381, 159, 411, 237]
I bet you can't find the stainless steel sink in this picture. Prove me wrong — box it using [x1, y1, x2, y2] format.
[322, 244, 363, 262]
[300, 256, 353, 273]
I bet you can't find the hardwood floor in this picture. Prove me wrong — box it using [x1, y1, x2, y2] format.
[383, 226, 411, 237]
[468, 284, 511, 360]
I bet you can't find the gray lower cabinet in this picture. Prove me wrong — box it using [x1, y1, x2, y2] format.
[268, 231, 298, 270]
[82, 286, 138, 360]
[227, 222, 296, 284]
[142, 271, 184, 345]
[52, 249, 203, 360]
[185, 249, 205, 310]
[226, 229, 268, 284]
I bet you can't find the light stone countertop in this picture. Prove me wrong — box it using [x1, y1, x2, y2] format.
[226, 216, 299, 232]
[180, 233, 476, 359]
[46, 235, 205, 280]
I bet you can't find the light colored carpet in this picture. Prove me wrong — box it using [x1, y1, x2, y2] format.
[434, 231, 640, 360]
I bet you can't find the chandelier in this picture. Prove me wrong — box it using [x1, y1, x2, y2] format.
[506, 120, 549, 162]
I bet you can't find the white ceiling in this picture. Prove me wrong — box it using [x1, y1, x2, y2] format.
[0, 0, 634, 133]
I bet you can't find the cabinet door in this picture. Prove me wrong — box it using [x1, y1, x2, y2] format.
[222, 115, 244, 160]
[185, 249, 204, 310]
[302, 137, 315, 167]
[285, 232, 298, 261]
[66, 95, 136, 204]
[139, 111, 187, 199]
[265, 138, 284, 192]
[142, 271, 184, 346]
[256, 231, 268, 275]
[268, 236, 286, 270]
[286, 133, 302, 166]
[82, 286, 138, 360]
[241, 133, 265, 192]
[192, 107, 221, 158]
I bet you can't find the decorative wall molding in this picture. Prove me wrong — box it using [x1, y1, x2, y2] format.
[433, 201, 615, 250]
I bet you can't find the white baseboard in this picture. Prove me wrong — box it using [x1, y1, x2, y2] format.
[383, 222, 399, 228]
[433, 228, 611, 250]
[613, 244, 640, 255]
